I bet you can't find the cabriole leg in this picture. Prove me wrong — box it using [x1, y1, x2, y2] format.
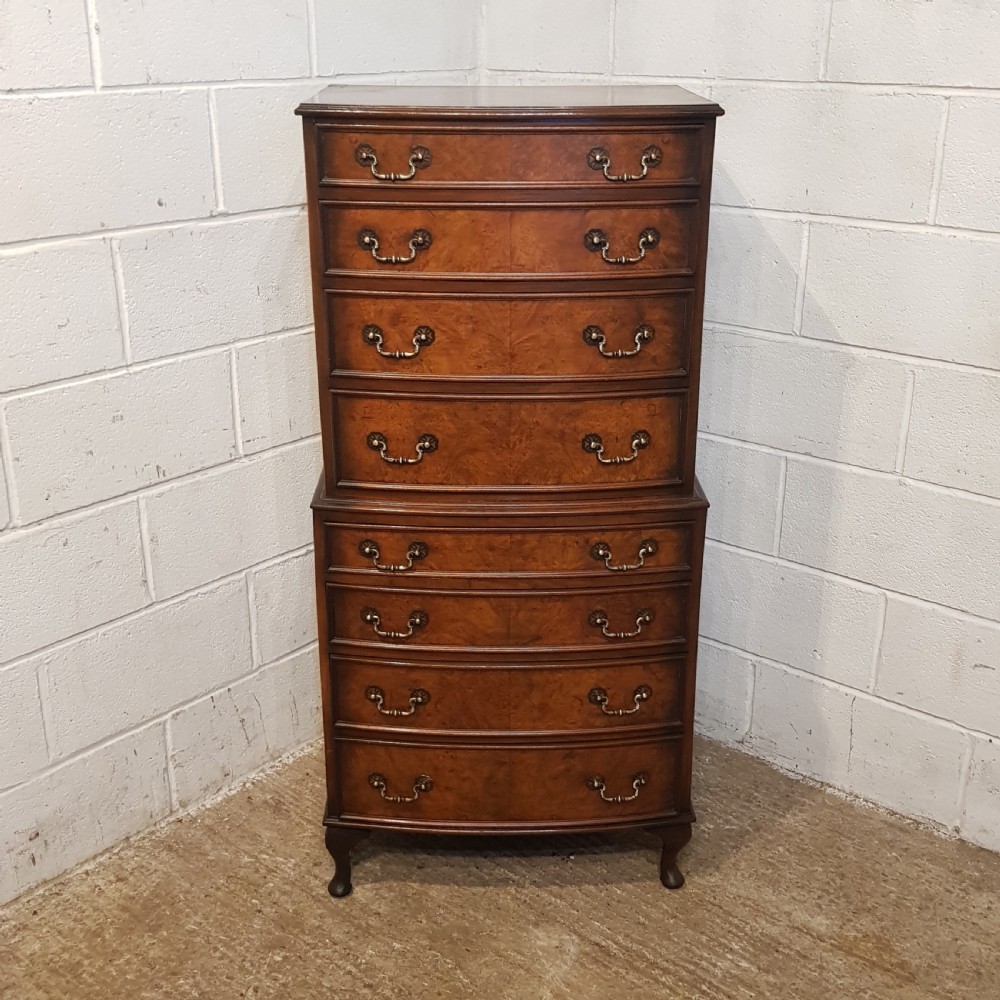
[325, 826, 370, 898]
[653, 823, 692, 890]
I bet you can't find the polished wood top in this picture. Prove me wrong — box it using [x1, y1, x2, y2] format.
[296, 84, 723, 121]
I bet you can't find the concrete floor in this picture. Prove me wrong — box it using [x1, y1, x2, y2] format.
[1, 738, 998, 1000]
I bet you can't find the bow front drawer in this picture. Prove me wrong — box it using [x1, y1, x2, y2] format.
[325, 290, 693, 382]
[317, 127, 705, 189]
[336, 736, 680, 826]
[332, 655, 685, 733]
[330, 392, 686, 494]
[321, 204, 698, 278]
[326, 581, 689, 655]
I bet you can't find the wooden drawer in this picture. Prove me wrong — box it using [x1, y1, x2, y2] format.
[326, 581, 689, 655]
[325, 290, 693, 381]
[331, 392, 685, 493]
[321, 203, 697, 278]
[318, 126, 704, 189]
[333, 655, 684, 733]
[337, 736, 680, 826]
[322, 521, 693, 581]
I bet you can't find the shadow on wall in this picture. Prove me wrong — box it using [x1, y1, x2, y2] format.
[694, 164, 885, 806]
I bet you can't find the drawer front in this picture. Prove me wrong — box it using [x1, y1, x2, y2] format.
[328, 582, 689, 653]
[318, 127, 704, 188]
[322, 204, 697, 278]
[332, 394, 685, 492]
[337, 737, 679, 825]
[324, 523, 693, 580]
[327, 291, 693, 381]
[334, 656, 684, 733]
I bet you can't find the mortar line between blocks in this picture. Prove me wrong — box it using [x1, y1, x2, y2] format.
[0, 543, 314, 677]
[699, 636, 1000, 742]
[109, 238, 133, 365]
[0, 205, 304, 257]
[927, 98, 952, 225]
[867, 593, 889, 694]
[137, 496, 157, 602]
[83, 0, 103, 89]
[0, 642, 321, 795]
[229, 349, 245, 457]
[954, 734, 975, 832]
[246, 570, 262, 669]
[1, 325, 314, 402]
[771, 456, 788, 556]
[894, 369, 916, 473]
[207, 89, 227, 215]
[476, 0, 489, 85]
[0, 402, 21, 527]
[792, 222, 810, 334]
[304, 0, 319, 76]
[606, 0, 617, 81]
[818, 0, 837, 80]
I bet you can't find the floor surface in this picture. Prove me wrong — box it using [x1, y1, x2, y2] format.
[1, 738, 998, 1000]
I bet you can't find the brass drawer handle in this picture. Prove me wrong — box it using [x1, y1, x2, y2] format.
[368, 772, 433, 802]
[582, 429, 650, 465]
[361, 607, 429, 640]
[590, 538, 658, 572]
[587, 144, 662, 182]
[582, 323, 654, 358]
[365, 685, 431, 717]
[586, 772, 648, 803]
[589, 608, 654, 640]
[584, 227, 659, 265]
[588, 684, 652, 716]
[363, 323, 435, 359]
[357, 227, 432, 264]
[354, 142, 432, 181]
[367, 431, 438, 465]
[359, 539, 429, 573]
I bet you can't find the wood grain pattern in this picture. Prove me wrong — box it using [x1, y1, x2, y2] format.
[321, 203, 697, 278]
[337, 736, 679, 825]
[325, 290, 693, 381]
[332, 654, 685, 734]
[330, 392, 685, 493]
[318, 126, 704, 189]
[327, 581, 689, 654]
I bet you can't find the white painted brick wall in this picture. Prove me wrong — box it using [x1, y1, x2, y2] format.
[0, 4, 477, 903]
[481, 4, 1000, 853]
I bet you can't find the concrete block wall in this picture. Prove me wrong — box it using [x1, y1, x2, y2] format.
[481, 1, 1000, 851]
[0, 1, 477, 903]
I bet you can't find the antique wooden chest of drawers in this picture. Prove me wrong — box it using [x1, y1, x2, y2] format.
[296, 85, 723, 896]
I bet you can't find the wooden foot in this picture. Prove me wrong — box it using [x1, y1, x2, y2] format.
[325, 827, 370, 898]
[653, 823, 692, 890]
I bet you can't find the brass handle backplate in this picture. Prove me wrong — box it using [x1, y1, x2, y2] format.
[358, 226, 432, 264]
[584, 227, 660, 265]
[361, 607, 429, 640]
[354, 142, 432, 181]
[588, 685, 653, 716]
[587, 144, 663, 182]
[365, 685, 431, 717]
[368, 772, 433, 802]
[581, 429, 650, 465]
[367, 431, 438, 465]
[582, 323, 654, 358]
[590, 538, 658, 572]
[588, 608, 654, 640]
[359, 539, 429, 573]
[586, 772, 648, 803]
[363, 323, 435, 359]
